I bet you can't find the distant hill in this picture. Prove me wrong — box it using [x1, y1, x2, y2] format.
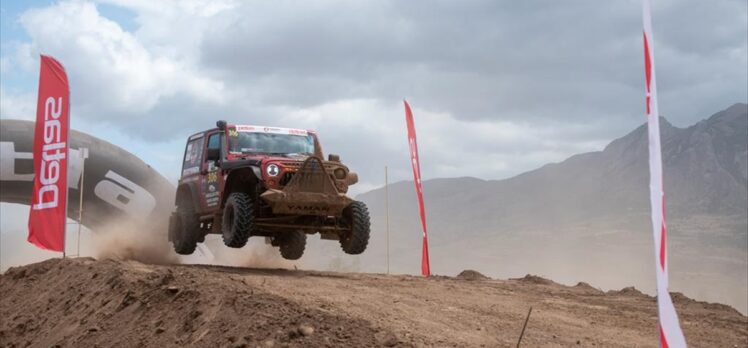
[360, 103, 747, 239]
[350, 103, 748, 313]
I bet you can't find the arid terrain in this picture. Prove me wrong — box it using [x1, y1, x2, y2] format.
[1, 257, 746, 347]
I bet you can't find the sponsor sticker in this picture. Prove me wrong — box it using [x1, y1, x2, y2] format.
[182, 167, 199, 176]
[235, 125, 308, 136]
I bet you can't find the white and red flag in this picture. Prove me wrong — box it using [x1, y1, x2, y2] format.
[642, 1, 687, 347]
[28, 55, 70, 252]
[404, 100, 431, 277]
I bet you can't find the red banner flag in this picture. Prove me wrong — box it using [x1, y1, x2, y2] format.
[404, 100, 431, 277]
[28, 55, 70, 252]
[642, 1, 687, 346]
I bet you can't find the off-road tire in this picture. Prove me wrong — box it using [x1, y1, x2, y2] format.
[222, 192, 254, 248]
[340, 201, 370, 255]
[172, 202, 200, 255]
[278, 230, 307, 260]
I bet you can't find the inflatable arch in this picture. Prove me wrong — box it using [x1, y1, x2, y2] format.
[1, 119, 175, 232]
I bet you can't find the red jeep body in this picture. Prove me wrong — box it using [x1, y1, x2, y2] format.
[168, 121, 370, 260]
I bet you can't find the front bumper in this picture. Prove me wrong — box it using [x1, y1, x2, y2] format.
[260, 156, 353, 216]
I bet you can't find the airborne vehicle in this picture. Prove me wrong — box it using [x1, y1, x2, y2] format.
[168, 121, 370, 260]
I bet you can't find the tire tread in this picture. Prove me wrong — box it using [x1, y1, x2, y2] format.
[222, 192, 254, 248]
[340, 201, 371, 255]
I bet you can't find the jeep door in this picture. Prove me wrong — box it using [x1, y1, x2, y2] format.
[200, 131, 225, 213]
[181, 133, 206, 213]
[182, 134, 205, 180]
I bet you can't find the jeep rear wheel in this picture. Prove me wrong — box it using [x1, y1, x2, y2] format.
[340, 201, 370, 255]
[222, 192, 255, 248]
[171, 202, 200, 255]
[278, 230, 307, 260]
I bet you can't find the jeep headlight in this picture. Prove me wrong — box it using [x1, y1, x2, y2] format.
[333, 168, 346, 179]
[266, 164, 280, 177]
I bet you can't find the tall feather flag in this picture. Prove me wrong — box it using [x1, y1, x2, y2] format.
[642, 1, 687, 346]
[28, 55, 70, 253]
[404, 100, 431, 277]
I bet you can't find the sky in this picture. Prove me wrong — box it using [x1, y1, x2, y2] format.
[1, 0, 747, 193]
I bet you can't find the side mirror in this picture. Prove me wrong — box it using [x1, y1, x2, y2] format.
[328, 154, 340, 162]
[207, 147, 220, 162]
[345, 171, 359, 185]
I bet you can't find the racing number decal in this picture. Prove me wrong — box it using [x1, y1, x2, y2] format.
[204, 170, 220, 208]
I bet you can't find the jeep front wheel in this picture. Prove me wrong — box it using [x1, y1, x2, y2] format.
[340, 201, 370, 255]
[222, 192, 255, 248]
[278, 230, 307, 260]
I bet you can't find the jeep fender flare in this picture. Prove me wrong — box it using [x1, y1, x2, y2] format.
[221, 165, 262, 208]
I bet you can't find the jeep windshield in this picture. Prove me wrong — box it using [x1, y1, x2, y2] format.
[228, 131, 315, 156]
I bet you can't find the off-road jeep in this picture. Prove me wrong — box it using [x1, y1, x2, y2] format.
[168, 121, 371, 260]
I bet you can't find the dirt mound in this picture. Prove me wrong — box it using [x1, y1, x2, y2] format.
[669, 292, 744, 316]
[2, 259, 746, 347]
[455, 269, 489, 281]
[0, 258, 382, 347]
[573, 282, 603, 294]
[513, 274, 556, 285]
[609, 286, 646, 297]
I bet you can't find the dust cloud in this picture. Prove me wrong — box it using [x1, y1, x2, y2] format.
[91, 218, 179, 265]
[204, 236, 296, 269]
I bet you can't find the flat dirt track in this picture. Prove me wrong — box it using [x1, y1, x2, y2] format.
[1, 258, 746, 347]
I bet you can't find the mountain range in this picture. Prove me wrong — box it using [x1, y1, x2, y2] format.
[340, 103, 748, 313]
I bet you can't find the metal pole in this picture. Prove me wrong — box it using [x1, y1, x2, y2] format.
[63, 132, 70, 259]
[516, 306, 533, 348]
[76, 148, 87, 257]
[385, 165, 390, 274]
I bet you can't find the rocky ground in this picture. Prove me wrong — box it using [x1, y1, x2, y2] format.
[1, 258, 746, 347]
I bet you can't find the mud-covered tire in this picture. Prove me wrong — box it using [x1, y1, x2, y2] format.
[340, 201, 370, 255]
[278, 230, 307, 260]
[222, 192, 254, 248]
[171, 203, 200, 255]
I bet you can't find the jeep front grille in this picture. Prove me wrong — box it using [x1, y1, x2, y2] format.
[279, 172, 295, 186]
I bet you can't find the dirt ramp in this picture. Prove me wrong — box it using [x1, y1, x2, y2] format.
[0, 258, 383, 347]
[2, 259, 746, 347]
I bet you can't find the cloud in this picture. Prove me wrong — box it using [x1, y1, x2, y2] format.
[0, 0, 745, 190]
[0, 87, 35, 121]
[257, 99, 613, 187]
[16, 1, 227, 123]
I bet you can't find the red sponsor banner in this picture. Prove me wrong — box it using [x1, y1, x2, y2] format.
[404, 100, 431, 277]
[28, 55, 70, 252]
[642, 1, 687, 346]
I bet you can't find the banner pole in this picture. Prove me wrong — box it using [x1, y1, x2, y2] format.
[385, 165, 390, 274]
[63, 132, 69, 259]
[63, 73, 71, 259]
[76, 148, 87, 257]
